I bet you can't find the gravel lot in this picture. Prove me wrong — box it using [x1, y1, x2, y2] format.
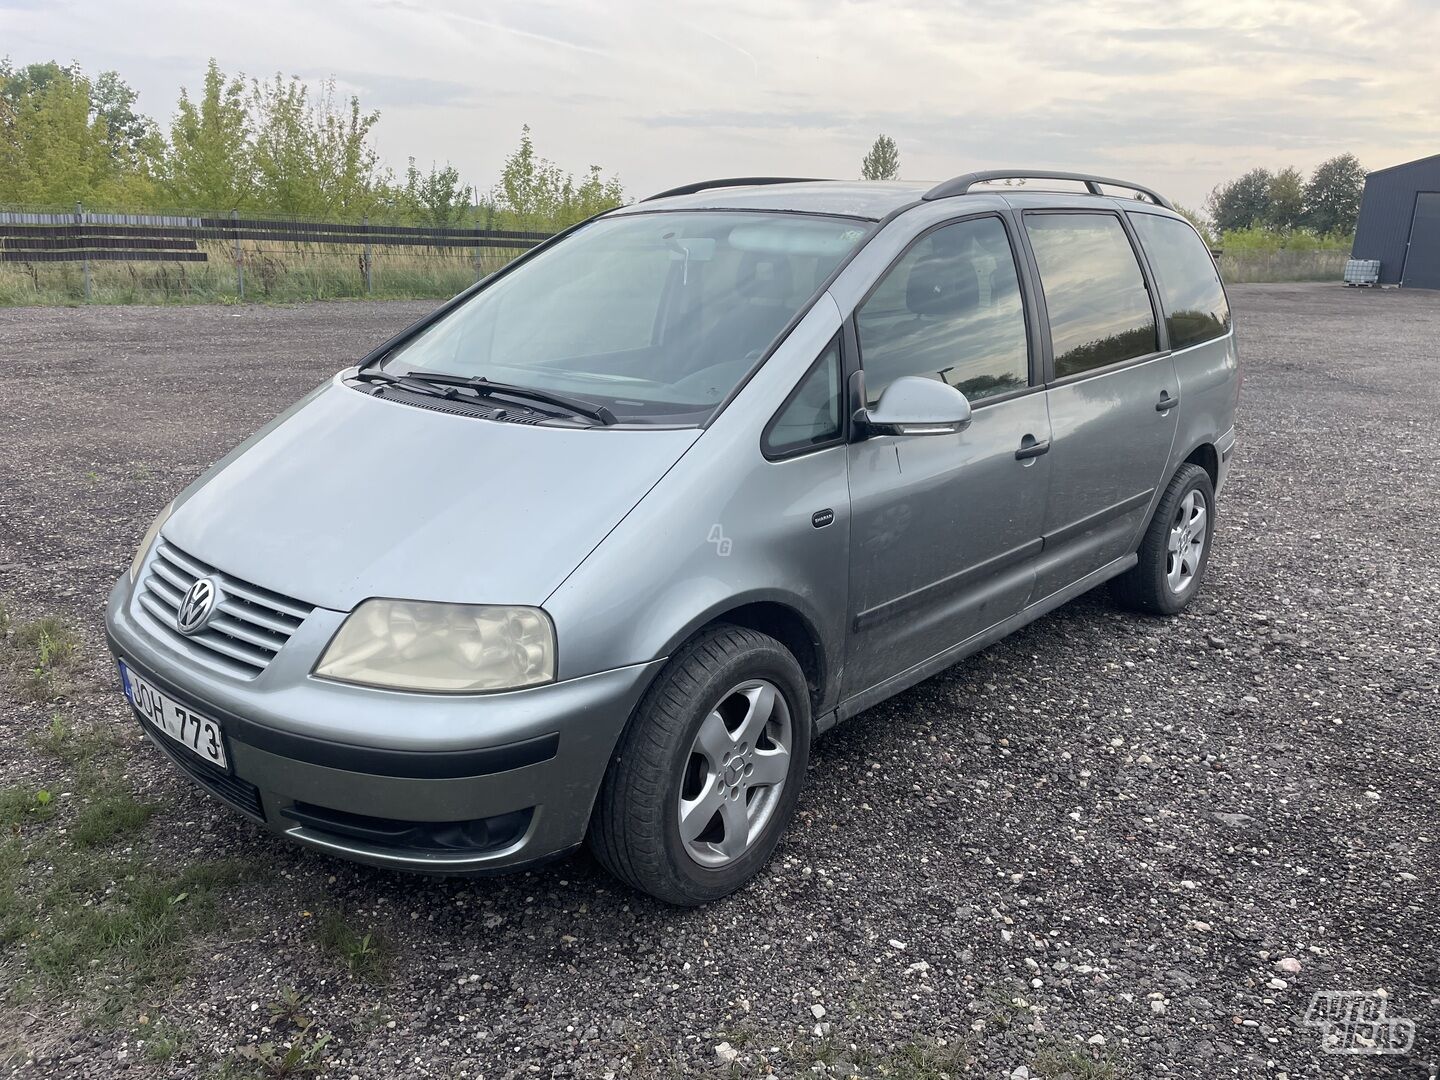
[1, 285, 1437, 1079]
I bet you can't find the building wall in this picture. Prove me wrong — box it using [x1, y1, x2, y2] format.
[1352, 154, 1440, 285]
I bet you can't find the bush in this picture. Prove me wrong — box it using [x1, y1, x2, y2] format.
[1219, 226, 1351, 253]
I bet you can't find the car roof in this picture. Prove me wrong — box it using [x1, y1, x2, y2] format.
[613, 181, 934, 221]
[614, 179, 1183, 223]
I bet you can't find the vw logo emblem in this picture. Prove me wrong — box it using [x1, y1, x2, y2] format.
[176, 578, 219, 635]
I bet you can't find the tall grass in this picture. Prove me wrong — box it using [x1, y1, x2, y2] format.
[1216, 225, 1351, 284]
[1220, 248, 1349, 283]
[0, 238, 523, 306]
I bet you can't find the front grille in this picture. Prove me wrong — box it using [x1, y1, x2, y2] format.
[139, 716, 265, 821]
[137, 540, 313, 679]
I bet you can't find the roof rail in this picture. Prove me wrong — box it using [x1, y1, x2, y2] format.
[923, 170, 1174, 210]
[644, 177, 827, 202]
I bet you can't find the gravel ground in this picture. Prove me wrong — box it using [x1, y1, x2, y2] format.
[0, 286, 1437, 1079]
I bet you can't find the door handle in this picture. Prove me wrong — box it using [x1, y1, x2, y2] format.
[1015, 435, 1051, 460]
[1156, 390, 1180, 412]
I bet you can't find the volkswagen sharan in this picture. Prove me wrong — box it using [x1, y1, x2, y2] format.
[107, 171, 1239, 905]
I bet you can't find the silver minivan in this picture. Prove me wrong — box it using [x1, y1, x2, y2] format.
[107, 171, 1239, 905]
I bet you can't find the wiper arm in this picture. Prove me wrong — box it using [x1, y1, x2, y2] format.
[352, 369, 460, 400]
[404, 368, 618, 426]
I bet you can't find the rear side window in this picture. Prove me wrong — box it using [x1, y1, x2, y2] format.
[1129, 213, 1231, 350]
[763, 338, 843, 457]
[1024, 213, 1158, 379]
[856, 216, 1029, 406]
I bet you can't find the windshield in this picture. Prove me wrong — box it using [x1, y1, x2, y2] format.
[383, 211, 870, 424]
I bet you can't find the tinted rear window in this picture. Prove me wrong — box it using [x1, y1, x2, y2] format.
[1024, 213, 1158, 379]
[1129, 213, 1231, 350]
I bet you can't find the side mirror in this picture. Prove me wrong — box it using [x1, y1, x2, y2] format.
[857, 376, 973, 437]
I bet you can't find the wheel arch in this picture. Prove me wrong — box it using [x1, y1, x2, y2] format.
[657, 592, 834, 717]
[1182, 441, 1220, 490]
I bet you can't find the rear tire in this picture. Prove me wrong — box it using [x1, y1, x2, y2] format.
[589, 625, 810, 906]
[1112, 463, 1215, 615]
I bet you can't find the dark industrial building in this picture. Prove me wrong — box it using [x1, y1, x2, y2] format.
[1351, 153, 1440, 289]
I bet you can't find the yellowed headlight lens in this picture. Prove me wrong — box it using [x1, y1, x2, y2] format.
[314, 599, 556, 693]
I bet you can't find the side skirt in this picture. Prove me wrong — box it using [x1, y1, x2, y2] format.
[816, 553, 1137, 734]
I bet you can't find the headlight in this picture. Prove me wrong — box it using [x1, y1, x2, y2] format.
[129, 501, 174, 582]
[314, 600, 555, 693]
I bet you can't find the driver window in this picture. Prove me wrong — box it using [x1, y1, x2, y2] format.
[856, 216, 1030, 406]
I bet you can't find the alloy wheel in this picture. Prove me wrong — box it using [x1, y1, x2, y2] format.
[1166, 489, 1208, 593]
[677, 679, 793, 868]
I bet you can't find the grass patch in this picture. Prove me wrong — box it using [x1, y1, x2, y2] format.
[868, 1038, 970, 1079]
[17, 856, 265, 991]
[29, 714, 125, 766]
[0, 696, 267, 1035]
[3, 614, 83, 703]
[139, 1016, 188, 1062]
[0, 785, 57, 828]
[313, 909, 390, 980]
[774, 1035, 970, 1080]
[218, 987, 334, 1078]
[1031, 1045, 1122, 1079]
[70, 791, 156, 848]
[226, 1023, 333, 1078]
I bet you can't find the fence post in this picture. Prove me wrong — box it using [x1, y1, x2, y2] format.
[232, 208, 244, 299]
[363, 215, 373, 294]
[77, 201, 92, 301]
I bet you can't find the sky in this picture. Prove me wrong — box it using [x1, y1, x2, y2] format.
[3, 0, 1438, 212]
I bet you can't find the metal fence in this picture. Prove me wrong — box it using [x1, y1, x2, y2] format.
[0, 204, 554, 302]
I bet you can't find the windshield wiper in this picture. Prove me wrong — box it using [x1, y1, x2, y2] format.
[403, 368, 618, 426]
[352, 369, 460, 400]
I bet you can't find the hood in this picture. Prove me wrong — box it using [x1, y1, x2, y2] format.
[165, 378, 700, 611]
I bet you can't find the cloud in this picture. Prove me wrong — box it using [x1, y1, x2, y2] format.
[1, 0, 1436, 209]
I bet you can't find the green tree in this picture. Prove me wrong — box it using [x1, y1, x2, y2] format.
[1265, 166, 1306, 231]
[1303, 153, 1365, 236]
[1206, 167, 1273, 233]
[0, 60, 155, 204]
[397, 157, 472, 226]
[91, 69, 157, 161]
[491, 125, 623, 230]
[0, 61, 119, 204]
[861, 134, 899, 181]
[161, 59, 252, 210]
[248, 74, 385, 218]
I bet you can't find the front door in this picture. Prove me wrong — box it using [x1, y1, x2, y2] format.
[843, 214, 1051, 700]
[1019, 210, 1180, 599]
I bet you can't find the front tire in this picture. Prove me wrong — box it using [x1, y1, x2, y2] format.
[1112, 462, 1215, 615]
[589, 625, 811, 906]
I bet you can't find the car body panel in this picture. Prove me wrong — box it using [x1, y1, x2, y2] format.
[163, 375, 700, 611]
[1032, 354, 1180, 599]
[843, 391, 1053, 696]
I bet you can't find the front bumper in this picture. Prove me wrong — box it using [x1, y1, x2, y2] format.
[107, 574, 662, 873]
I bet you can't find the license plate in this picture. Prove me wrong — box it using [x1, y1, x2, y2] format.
[118, 660, 228, 769]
